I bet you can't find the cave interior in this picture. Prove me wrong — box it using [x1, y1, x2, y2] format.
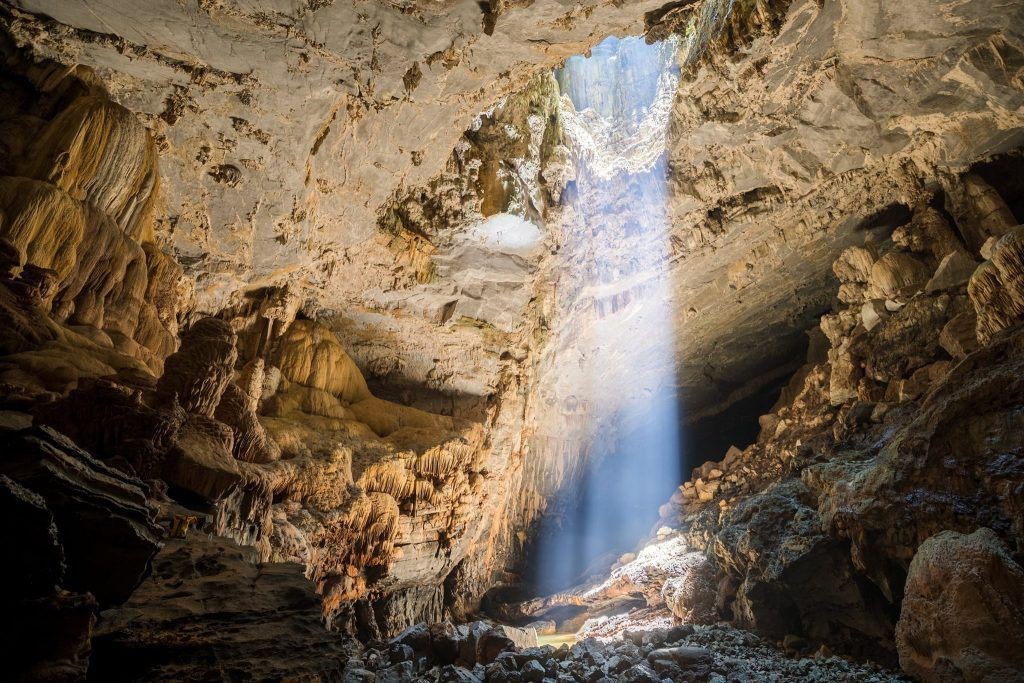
[1, 0, 1024, 681]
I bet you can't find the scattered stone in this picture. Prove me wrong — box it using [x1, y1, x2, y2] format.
[377, 660, 415, 682]
[938, 309, 979, 359]
[393, 623, 432, 652]
[861, 298, 890, 331]
[476, 628, 518, 664]
[622, 661, 660, 682]
[661, 553, 718, 624]
[783, 634, 808, 653]
[521, 658, 546, 682]
[867, 252, 930, 299]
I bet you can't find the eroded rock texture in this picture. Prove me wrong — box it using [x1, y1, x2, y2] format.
[0, 0, 1023, 679]
[896, 528, 1024, 682]
[0, 421, 162, 681]
[91, 531, 355, 681]
[634, 204, 1024, 668]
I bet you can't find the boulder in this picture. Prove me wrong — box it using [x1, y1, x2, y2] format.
[161, 414, 241, 501]
[833, 246, 876, 284]
[860, 299, 889, 332]
[377, 660, 415, 682]
[392, 622, 432, 652]
[867, 252, 930, 299]
[437, 664, 482, 682]
[521, 658, 546, 682]
[429, 621, 463, 664]
[660, 552, 718, 624]
[938, 309, 979, 359]
[892, 207, 964, 261]
[713, 479, 893, 655]
[980, 235, 999, 260]
[893, 361, 950, 402]
[855, 294, 954, 384]
[475, 628, 518, 664]
[925, 250, 979, 293]
[896, 528, 1024, 682]
[498, 624, 539, 650]
[646, 645, 711, 667]
[621, 662, 660, 682]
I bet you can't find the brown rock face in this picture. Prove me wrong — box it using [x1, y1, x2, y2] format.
[660, 554, 717, 625]
[643, 164, 1024, 666]
[214, 379, 281, 464]
[90, 532, 354, 682]
[896, 529, 1024, 682]
[0, 422, 162, 680]
[156, 317, 237, 417]
[0, 51, 187, 408]
[969, 226, 1024, 343]
[0, 425, 162, 606]
[867, 252, 931, 300]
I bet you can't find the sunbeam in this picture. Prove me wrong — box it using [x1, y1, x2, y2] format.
[533, 34, 684, 594]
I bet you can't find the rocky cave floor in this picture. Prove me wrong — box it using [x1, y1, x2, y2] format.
[340, 621, 907, 683]
[104, 507, 908, 683]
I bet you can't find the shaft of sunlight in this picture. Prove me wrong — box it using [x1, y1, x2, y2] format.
[536, 35, 683, 592]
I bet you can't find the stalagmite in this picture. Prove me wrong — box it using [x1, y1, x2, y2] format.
[156, 318, 238, 417]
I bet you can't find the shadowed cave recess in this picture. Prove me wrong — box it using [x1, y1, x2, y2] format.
[1, 0, 1024, 681]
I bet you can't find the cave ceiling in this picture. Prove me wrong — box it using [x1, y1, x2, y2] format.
[4, 0, 1024, 426]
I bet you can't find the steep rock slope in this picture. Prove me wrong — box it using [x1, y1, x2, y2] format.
[660, 0, 1024, 414]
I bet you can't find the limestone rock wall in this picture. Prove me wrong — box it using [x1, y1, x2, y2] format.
[649, 185, 1024, 671]
[0, 421, 163, 681]
[0, 43, 190, 397]
[0, 0, 665, 314]
[895, 528, 1024, 681]
[658, 0, 1024, 415]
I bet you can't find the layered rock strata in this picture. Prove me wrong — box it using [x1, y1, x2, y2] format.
[0, 421, 162, 681]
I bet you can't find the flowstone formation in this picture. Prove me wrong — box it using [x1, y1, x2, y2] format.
[1, 0, 1024, 680]
[0, 33, 554, 679]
